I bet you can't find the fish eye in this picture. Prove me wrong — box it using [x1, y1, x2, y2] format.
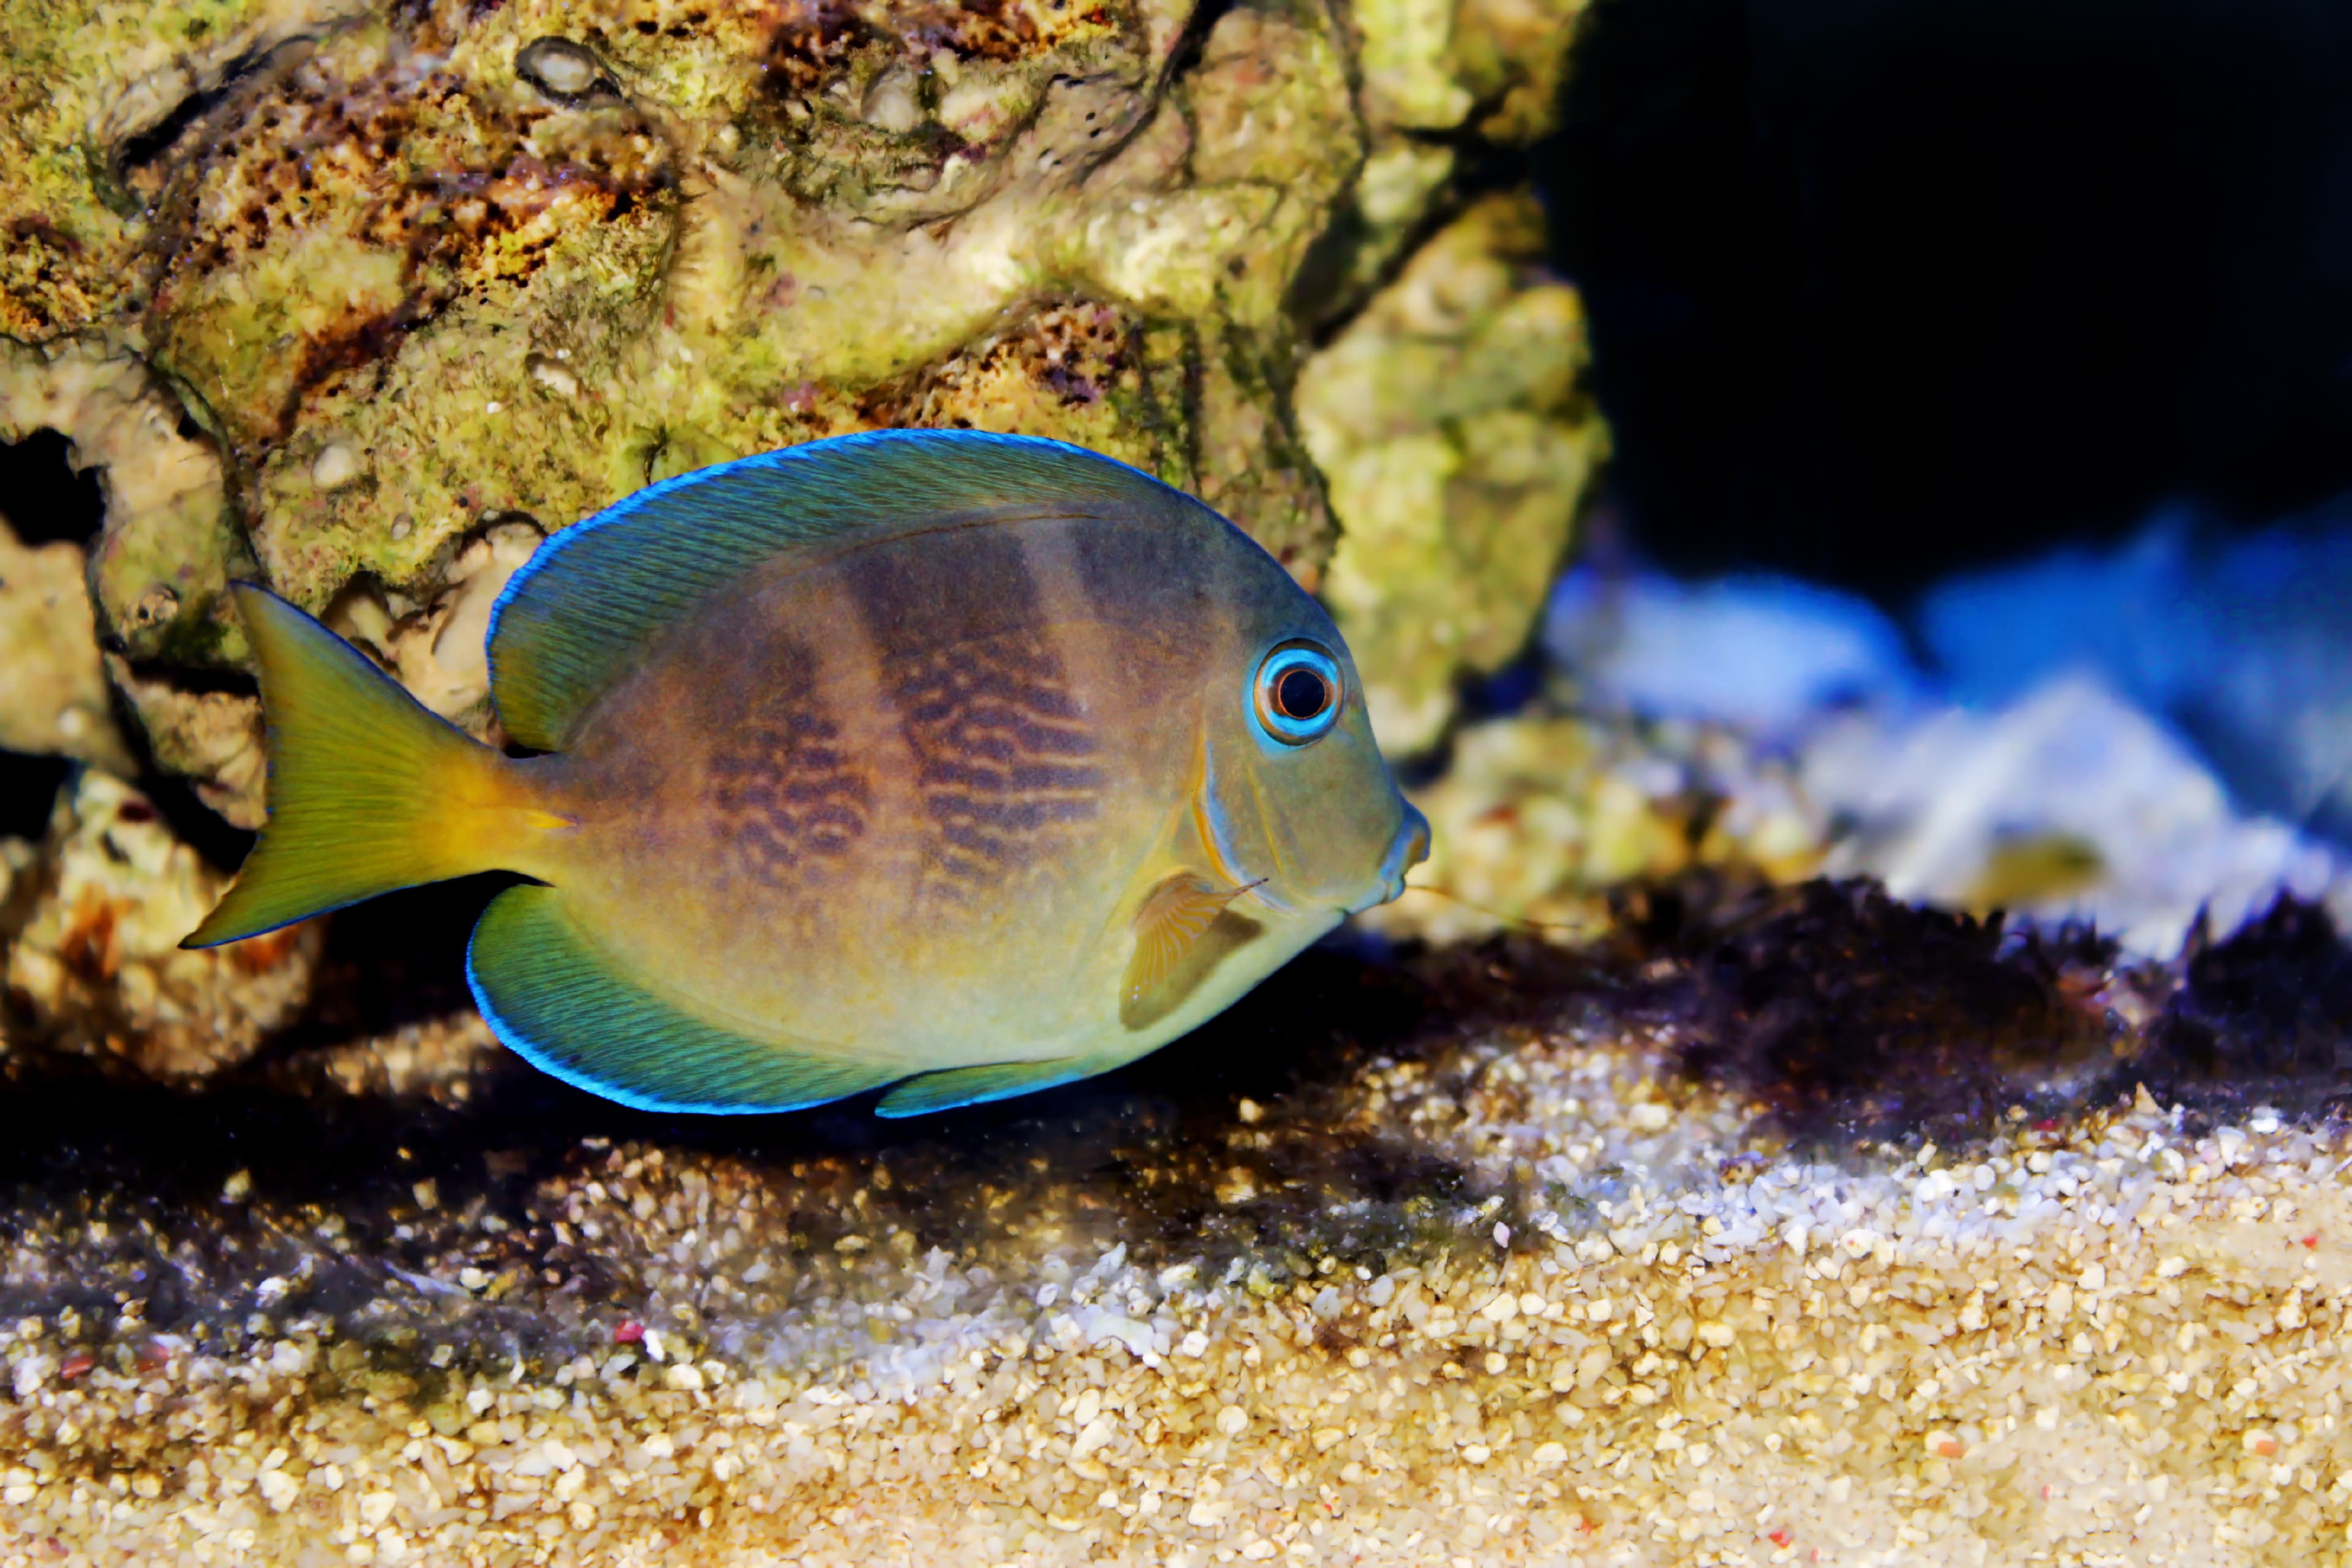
[1251, 641, 1343, 746]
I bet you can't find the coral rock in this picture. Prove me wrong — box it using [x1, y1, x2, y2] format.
[1303, 195, 1608, 754]
[0, 520, 135, 775]
[1, 0, 1605, 817]
[1366, 711, 1828, 943]
[1352, 0, 1595, 142]
[0, 338, 245, 668]
[2, 771, 318, 1080]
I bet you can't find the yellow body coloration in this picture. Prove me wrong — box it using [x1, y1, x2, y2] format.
[189, 432, 1427, 1116]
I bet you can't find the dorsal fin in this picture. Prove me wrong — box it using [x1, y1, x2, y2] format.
[486, 429, 1207, 751]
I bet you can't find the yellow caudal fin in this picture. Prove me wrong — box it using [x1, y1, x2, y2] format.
[184, 585, 551, 948]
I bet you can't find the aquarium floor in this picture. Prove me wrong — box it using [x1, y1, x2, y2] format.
[1, 908, 2348, 1567]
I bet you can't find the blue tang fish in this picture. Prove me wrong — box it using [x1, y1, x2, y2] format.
[187, 431, 1430, 1115]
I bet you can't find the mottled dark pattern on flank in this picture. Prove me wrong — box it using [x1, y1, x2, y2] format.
[706, 638, 871, 884]
[845, 527, 1103, 897]
[1069, 510, 1216, 633]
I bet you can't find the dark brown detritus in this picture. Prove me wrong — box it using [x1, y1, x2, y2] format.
[760, 0, 878, 97]
[759, 0, 1098, 100]
[1631, 876, 2124, 1144]
[2137, 896, 2352, 1105]
[885, 303, 1139, 417]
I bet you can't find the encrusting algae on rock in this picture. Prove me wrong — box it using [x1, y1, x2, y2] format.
[1363, 711, 1830, 946]
[1303, 194, 1609, 756]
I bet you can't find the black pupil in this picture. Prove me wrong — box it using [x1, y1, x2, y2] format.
[1275, 666, 1329, 721]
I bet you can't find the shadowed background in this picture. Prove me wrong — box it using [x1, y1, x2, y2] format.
[1540, 0, 2352, 597]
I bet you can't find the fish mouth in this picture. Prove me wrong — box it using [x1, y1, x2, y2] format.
[1349, 803, 1430, 915]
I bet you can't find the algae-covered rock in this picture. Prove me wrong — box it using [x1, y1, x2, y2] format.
[1303, 194, 1608, 753]
[1363, 710, 1828, 944]
[0, 339, 248, 669]
[0, 0, 1604, 840]
[0, 519, 136, 776]
[127, 0, 1357, 622]
[1, 771, 319, 1079]
[100, 653, 270, 827]
[1352, 0, 1595, 143]
[0, 338, 265, 815]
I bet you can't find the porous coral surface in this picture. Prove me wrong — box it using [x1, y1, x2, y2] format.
[1303, 195, 1607, 753]
[0, 519, 134, 778]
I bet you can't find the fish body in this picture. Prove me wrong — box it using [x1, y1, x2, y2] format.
[188, 431, 1427, 1115]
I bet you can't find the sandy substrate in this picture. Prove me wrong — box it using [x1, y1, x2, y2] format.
[1, 925, 2348, 1567]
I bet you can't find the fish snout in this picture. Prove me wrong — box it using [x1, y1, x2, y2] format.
[1354, 802, 1431, 913]
[1400, 804, 1431, 875]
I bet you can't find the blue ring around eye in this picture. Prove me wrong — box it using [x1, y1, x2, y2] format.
[1251, 642, 1344, 746]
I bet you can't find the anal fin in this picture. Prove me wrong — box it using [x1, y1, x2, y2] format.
[873, 1058, 1104, 1118]
[468, 884, 895, 1115]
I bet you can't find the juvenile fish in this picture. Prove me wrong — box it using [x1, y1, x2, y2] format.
[187, 431, 1428, 1115]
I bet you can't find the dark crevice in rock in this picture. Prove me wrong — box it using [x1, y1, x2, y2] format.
[113, 86, 222, 180]
[137, 764, 257, 871]
[108, 38, 303, 190]
[0, 426, 105, 840]
[97, 660, 260, 868]
[0, 428, 105, 547]
[106, 657, 256, 699]
[1292, 131, 1542, 346]
[1159, 0, 1243, 89]
[0, 750, 72, 841]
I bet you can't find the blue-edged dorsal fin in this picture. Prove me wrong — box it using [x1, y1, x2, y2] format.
[873, 1057, 1107, 1118]
[487, 429, 1205, 751]
[467, 884, 899, 1114]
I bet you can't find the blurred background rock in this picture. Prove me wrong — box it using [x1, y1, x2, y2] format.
[1462, 0, 2352, 949]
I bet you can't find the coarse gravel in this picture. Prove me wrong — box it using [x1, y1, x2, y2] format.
[2, 926, 2350, 1567]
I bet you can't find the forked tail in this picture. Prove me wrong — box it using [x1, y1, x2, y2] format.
[184, 584, 558, 948]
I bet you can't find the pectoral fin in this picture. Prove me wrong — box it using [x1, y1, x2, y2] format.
[1122, 870, 1252, 1022]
